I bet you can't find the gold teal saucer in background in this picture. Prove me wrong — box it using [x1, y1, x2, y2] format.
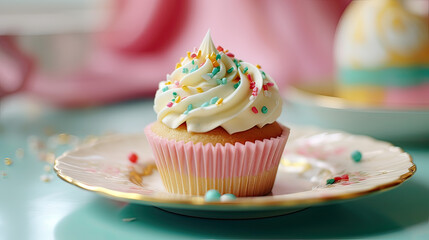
[284, 82, 429, 143]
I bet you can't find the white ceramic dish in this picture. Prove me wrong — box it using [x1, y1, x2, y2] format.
[54, 126, 415, 219]
[284, 82, 429, 142]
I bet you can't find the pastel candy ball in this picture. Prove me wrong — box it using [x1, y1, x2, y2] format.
[220, 194, 237, 202]
[204, 189, 221, 202]
[351, 150, 362, 162]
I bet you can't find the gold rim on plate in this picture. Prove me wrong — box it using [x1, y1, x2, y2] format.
[54, 131, 416, 209]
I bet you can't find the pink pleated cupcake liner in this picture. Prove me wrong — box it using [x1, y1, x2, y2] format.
[144, 123, 290, 196]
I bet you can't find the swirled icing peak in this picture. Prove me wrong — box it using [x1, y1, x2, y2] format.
[154, 30, 282, 134]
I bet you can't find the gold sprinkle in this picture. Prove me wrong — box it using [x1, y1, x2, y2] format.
[197, 50, 201, 58]
[181, 86, 190, 92]
[4, 158, 12, 166]
[43, 126, 56, 136]
[40, 174, 53, 182]
[187, 51, 191, 58]
[175, 63, 181, 69]
[43, 152, 56, 164]
[225, 49, 229, 53]
[165, 81, 172, 85]
[256, 64, 261, 69]
[128, 164, 157, 186]
[44, 165, 52, 172]
[209, 52, 216, 62]
[212, 61, 220, 67]
[196, 87, 204, 93]
[216, 98, 223, 105]
[180, 57, 184, 62]
[58, 133, 70, 144]
[15, 148, 24, 159]
[175, 96, 181, 103]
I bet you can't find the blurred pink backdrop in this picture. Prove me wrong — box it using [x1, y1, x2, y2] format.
[23, 0, 350, 107]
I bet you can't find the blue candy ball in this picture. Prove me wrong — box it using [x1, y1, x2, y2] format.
[220, 193, 236, 202]
[351, 150, 362, 162]
[204, 189, 221, 202]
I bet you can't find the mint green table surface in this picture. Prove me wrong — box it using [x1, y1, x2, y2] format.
[1, 96, 428, 240]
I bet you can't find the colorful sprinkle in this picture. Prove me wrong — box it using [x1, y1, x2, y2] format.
[180, 57, 184, 62]
[212, 67, 220, 76]
[213, 61, 220, 67]
[204, 189, 221, 202]
[341, 174, 349, 181]
[162, 86, 169, 92]
[221, 78, 227, 85]
[227, 67, 234, 73]
[351, 150, 362, 162]
[187, 104, 193, 111]
[187, 51, 191, 58]
[173, 92, 177, 96]
[192, 59, 195, 65]
[181, 86, 190, 92]
[216, 79, 222, 85]
[250, 82, 256, 89]
[216, 98, 223, 105]
[175, 96, 181, 103]
[226, 52, 235, 58]
[4, 158, 12, 166]
[197, 50, 201, 58]
[261, 106, 268, 114]
[196, 87, 204, 93]
[220, 194, 236, 202]
[190, 65, 198, 73]
[210, 97, 219, 104]
[256, 64, 261, 69]
[334, 177, 342, 182]
[247, 74, 253, 82]
[252, 87, 259, 96]
[233, 59, 241, 67]
[174, 81, 180, 86]
[209, 52, 216, 61]
[128, 152, 138, 163]
[326, 179, 335, 185]
[182, 68, 188, 73]
[263, 85, 268, 91]
[267, 82, 274, 86]
[166, 102, 173, 108]
[199, 60, 206, 67]
[165, 81, 172, 85]
[251, 106, 258, 114]
[216, 46, 224, 52]
[216, 54, 221, 61]
[201, 102, 209, 107]
[175, 63, 181, 69]
[191, 53, 197, 58]
[184, 104, 193, 114]
[261, 71, 266, 79]
[243, 67, 248, 74]
[233, 81, 241, 89]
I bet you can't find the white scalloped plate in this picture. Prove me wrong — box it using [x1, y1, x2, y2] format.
[54, 126, 415, 219]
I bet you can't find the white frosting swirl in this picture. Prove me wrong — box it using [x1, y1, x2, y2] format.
[154, 31, 282, 134]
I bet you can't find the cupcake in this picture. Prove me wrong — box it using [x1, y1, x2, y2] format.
[145, 31, 289, 197]
[335, 0, 429, 107]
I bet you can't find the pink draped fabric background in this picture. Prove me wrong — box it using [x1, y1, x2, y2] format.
[26, 0, 350, 107]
